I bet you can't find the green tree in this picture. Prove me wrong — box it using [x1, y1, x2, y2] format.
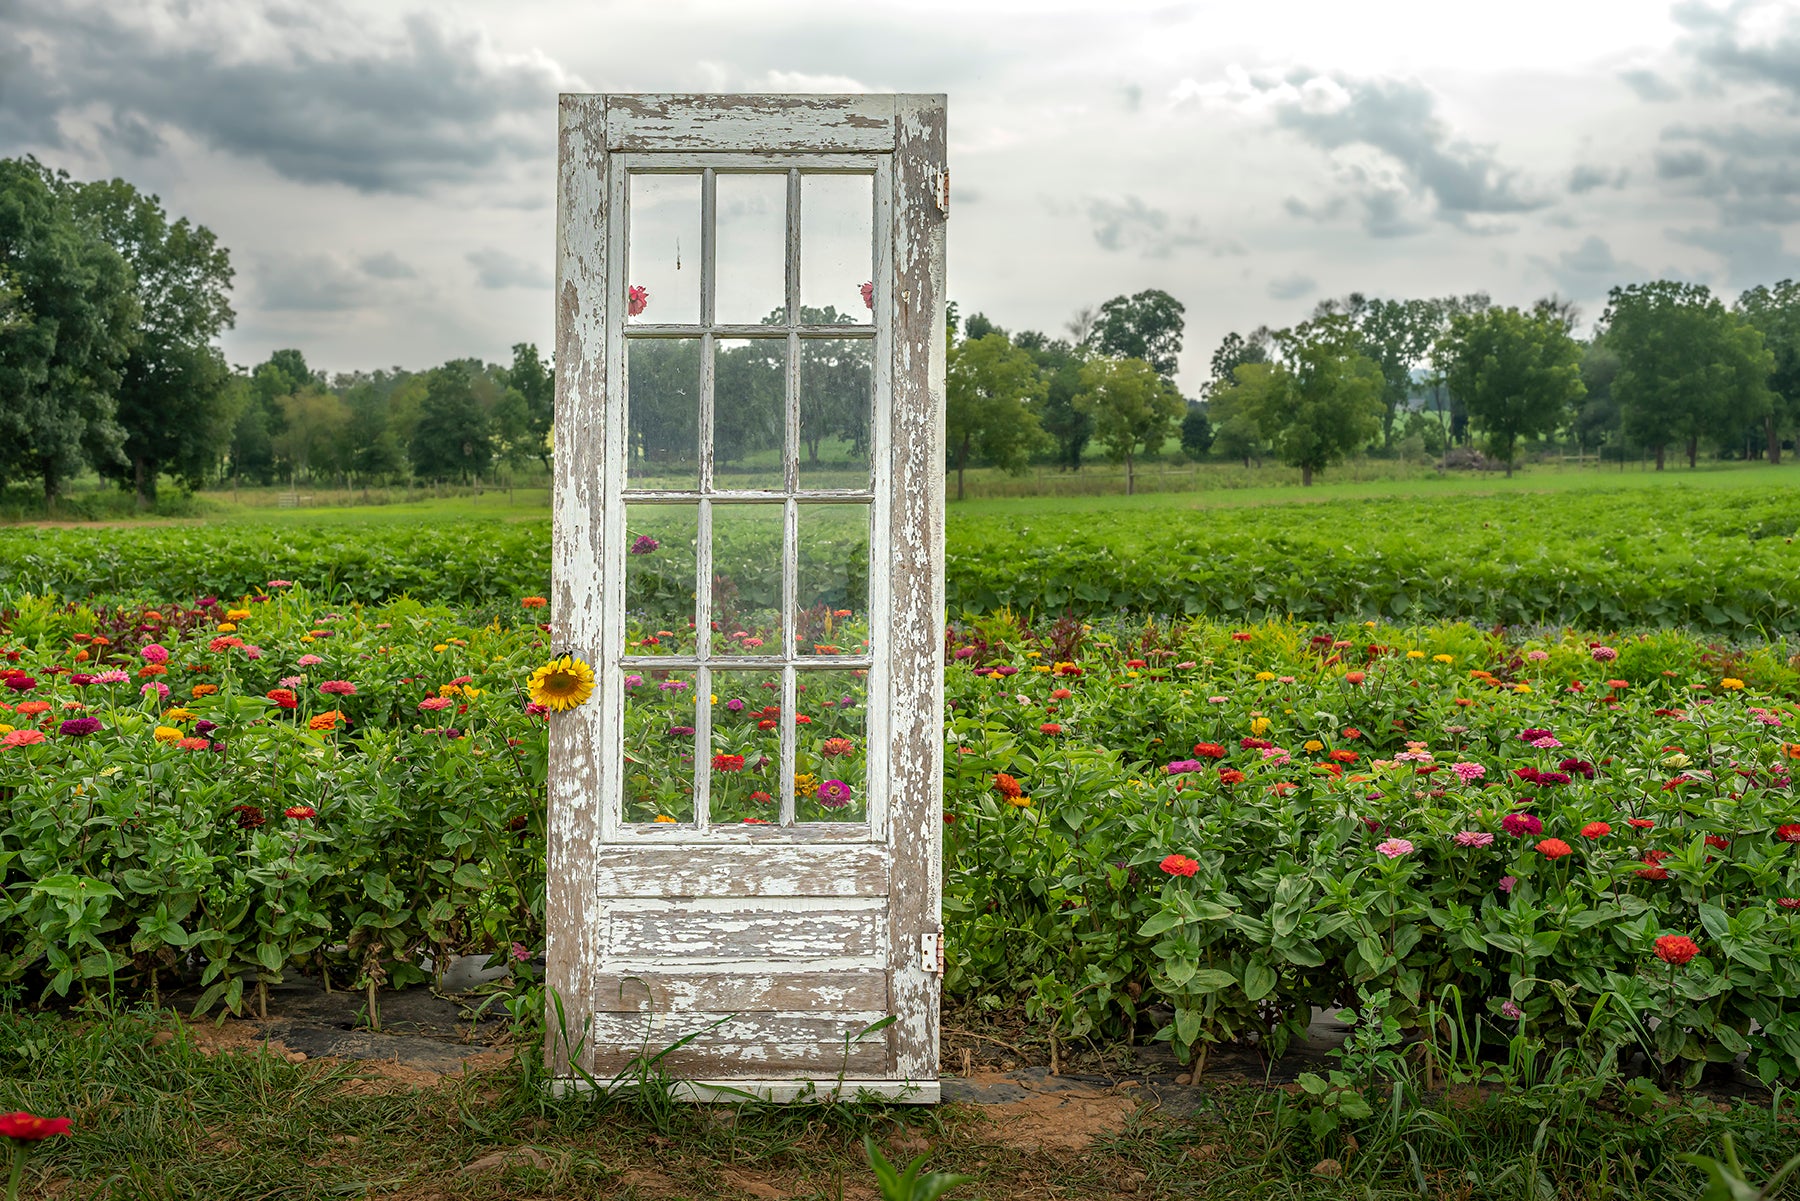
[1576, 339, 1624, 461]
[503, 342, 554, 470]
[1180, 402, 1213, 458]
[1216, 317, 1383, 486]
[67, 177, 238, 505]
[1089, 289, 1185, 380]
[946, 331, 1045, 501]
[1073, 355, 1184, 494]
[1602, 281, 1773, 469]
[0, 158, 138, 510]
[1013, 331, 1090, 471]
[1433, 305, 1586, 477]
[1203, 329, 1270, 399]
[410, 362, 492, 482]
[340, 380, 404, 485]
[1735, 280, 1800, 465]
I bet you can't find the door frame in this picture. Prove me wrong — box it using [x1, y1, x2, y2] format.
[546, 93, 947, 1100]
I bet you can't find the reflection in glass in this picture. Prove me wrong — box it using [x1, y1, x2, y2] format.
[624, 505, 697, 656]
[627, 173, 701, 325]
[800, 173, 873, 320]
[707, 668, 785, 825]
[794, 669, 868, 823]
[795, 504, 870, 657]
[715, 173, 788, 326]
[797, 338, 873, 489]
[626, 339, 700, 488]
[710, 505, 784, 656]
[713, 339, 785, 490]
[623, 669, 697, 824]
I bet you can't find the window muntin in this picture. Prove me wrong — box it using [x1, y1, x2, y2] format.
[617, 158, 884, 836]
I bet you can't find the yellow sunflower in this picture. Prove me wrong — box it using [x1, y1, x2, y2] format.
[527, 654, 596, 711]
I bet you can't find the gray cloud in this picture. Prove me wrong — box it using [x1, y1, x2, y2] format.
[1268, 73, 1548, 234]
[1672, 0, 1800, 107]
[1529, 236, 1647, 303]
[466, 247, 547, 290]
[1568, 163, 1629, 193]
[1619, 68, 1681, 102]
[1, 0, 572, 195]
[1085, 196, 1206, 258]
[1266, 273, 1317, 301]
[360, 252, 418, 280]
[257, 253, 372, 312]
[1654, 147, 1711, 179]
[1668, 223, 1800, 289]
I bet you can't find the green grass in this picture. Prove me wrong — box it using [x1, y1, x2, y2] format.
[3, 1007, 1796, 1200]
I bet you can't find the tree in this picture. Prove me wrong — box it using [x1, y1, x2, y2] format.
[340, 380, 404, 485]
[66, 176, 238, 505]
[1433, 306, 1586, 477]
[1601, 281, 1772, 469]
[1214, 317, 1383, 486]
[1180, 402, 1213, 458]
[1073, 355, 1184, 494]
[1576, 339, 1623, 461]
[1014, 332, 1090, 471]
[1088, 289, 1185, 380]
[1203, 329, 1270, 399]
[0, 158, 138, 510]
[410, 363, 492, 482]
[274, 387, 348, 482]
[945, 332, 1045, 501]
[1735, 280, 1800, 465]
[503, 342, 554, 470]
[962, 311, 1005, 342]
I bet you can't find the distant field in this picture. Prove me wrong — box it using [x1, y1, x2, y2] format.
[2, 466, 1797, 632]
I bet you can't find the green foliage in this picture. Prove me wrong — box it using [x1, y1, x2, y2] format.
[1604, 281, 1773, 469]
[1089, 289, 1186, 380]
[410, 363, 493, 483]
[864, 1135, 973, 1201]
[1073, 355, 1184, 494]
[1014, 332, 1091, 471]
[1214, 317, 1383, 485]
[0, 158, 140, 509]
[1736, 280, 1800, 463]
[946, 332, 1045, 500]
[1180, 402, 1213, 459]
[1435, 306, 1586, 476]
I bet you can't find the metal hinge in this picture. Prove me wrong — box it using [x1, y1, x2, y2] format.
[920, 932, 945, 975]
[932, 168, 949, 217]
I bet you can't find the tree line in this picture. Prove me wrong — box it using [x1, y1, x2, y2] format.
[947, 280, 1800, 493]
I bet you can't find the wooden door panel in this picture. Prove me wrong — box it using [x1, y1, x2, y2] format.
[588, 1013, 892, 1077]
[590, 844, 888, 897]
[600, 899, 885, 964]
[590, 970, 889, 1013]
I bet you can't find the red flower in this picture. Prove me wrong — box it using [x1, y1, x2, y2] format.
[1777, 823, 1800, 843]
[1627, 817, 1655, 830]
[1039, 723, 1063, 735]
[1159, 854, 1199, 877]
[1327, 749, 1359, 764]
[1218, 768, 1246, 784]
[1778, 898, 1800, 910]
[757, 719, 777, 730]
[284, 805, 317, 820]
[1126, 659, 1147, 668]
[1344, 672, 1365, 685]
[0, 1112, 70, 1140]
[1192, 742, 1226, 759]
[711, 753, 746, 773]
[232, 804, 266, 829]
[1535, 837, 1573, 860]
[1704, 834, 1730, 851]
[750, 791, 773, 803]
[1580, 821, 1611, 839]
[1240, 737, 1272, 750]
[1636, 849, 1671, 880]
[1341, 728, 1363, 739]
[628, 284, 649, 316]
[1654, 934, 1699, 966]
[1501, 812, 1543, 838]
[1050, 688, 1072, 700]
[993, 773, 1023, 799]
[1229, 632, 1253, 642]
[265, 688, 297, 710]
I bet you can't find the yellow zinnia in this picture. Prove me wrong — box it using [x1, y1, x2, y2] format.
[526, 654, 595, 711]
[153, 726, 182, 743]
[1721, 678, 1746, 690]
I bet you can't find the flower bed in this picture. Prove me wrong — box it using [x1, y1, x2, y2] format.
[2, 590, 1799, 1084]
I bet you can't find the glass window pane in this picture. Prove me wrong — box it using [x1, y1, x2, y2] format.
[711, 504, 784, 657]
[624, 504, 697, 656]
[795, 504, 869, 657]
[707, 668, 784, 826]
[623, 669, 697, 825]
[713, 338, 785, 490]
[628, 173, 700, 325]
[797, 338, 873, 490]
[794, 668, 868, 824]
[800, 173, 873, 321]
[715, 173, 788, 326]
[626, 339, 700, 488]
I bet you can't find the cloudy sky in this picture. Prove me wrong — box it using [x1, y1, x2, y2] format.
[4, 0, 1798, 394]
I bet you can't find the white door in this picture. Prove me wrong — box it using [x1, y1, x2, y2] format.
[547, 94, 947, 1101]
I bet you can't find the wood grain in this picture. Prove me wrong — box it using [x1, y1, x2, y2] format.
[592, 844, 888, 896]
[590, 970, 887, 1013]
[602, 900, 885, 965]
[587, 1013, 893, 1076]
[605, 94, 898, 153]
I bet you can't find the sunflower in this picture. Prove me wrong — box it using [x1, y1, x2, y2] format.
[527, 654, 595, 711]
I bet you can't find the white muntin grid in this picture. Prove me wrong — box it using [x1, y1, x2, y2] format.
[603, 153, 895, 842]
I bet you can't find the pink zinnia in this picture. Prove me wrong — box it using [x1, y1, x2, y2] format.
[296, 654, 323, 667]
[318, 680, 356, 696]
[418, 697, 453, 711]
[1501, 812, 1543, 838]
[140, 644, 169, 664]
[1530, 735, 1563, 749]
[141, 682, 170, 701]
[817, 779, 854, 808]
[268, 579, 293, 588]
[1, 729, 47, 748]
[1500, 1000, 1524, 1019]
[1590, 646, 1618, 662]
[1451, 762, 1485, 783]
[1375, 838, 1414, 858]
[1498, 875, 1517, 893]
[90, 670, 129, 685]
[1453, 831, 1495, 848]
[860, 280, 874, 310]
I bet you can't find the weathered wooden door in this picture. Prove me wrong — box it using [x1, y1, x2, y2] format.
[547, 94, 947, 1101]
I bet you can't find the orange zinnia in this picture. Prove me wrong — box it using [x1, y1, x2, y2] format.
[308, 710, 345, 731]
[993, 773, 1023, 799]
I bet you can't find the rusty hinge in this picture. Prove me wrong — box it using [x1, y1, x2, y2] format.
[932, 168, 949, 217]
[920, 932, 945, 975]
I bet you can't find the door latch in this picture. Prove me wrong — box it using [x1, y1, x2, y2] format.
[920, 932, 945, 976]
